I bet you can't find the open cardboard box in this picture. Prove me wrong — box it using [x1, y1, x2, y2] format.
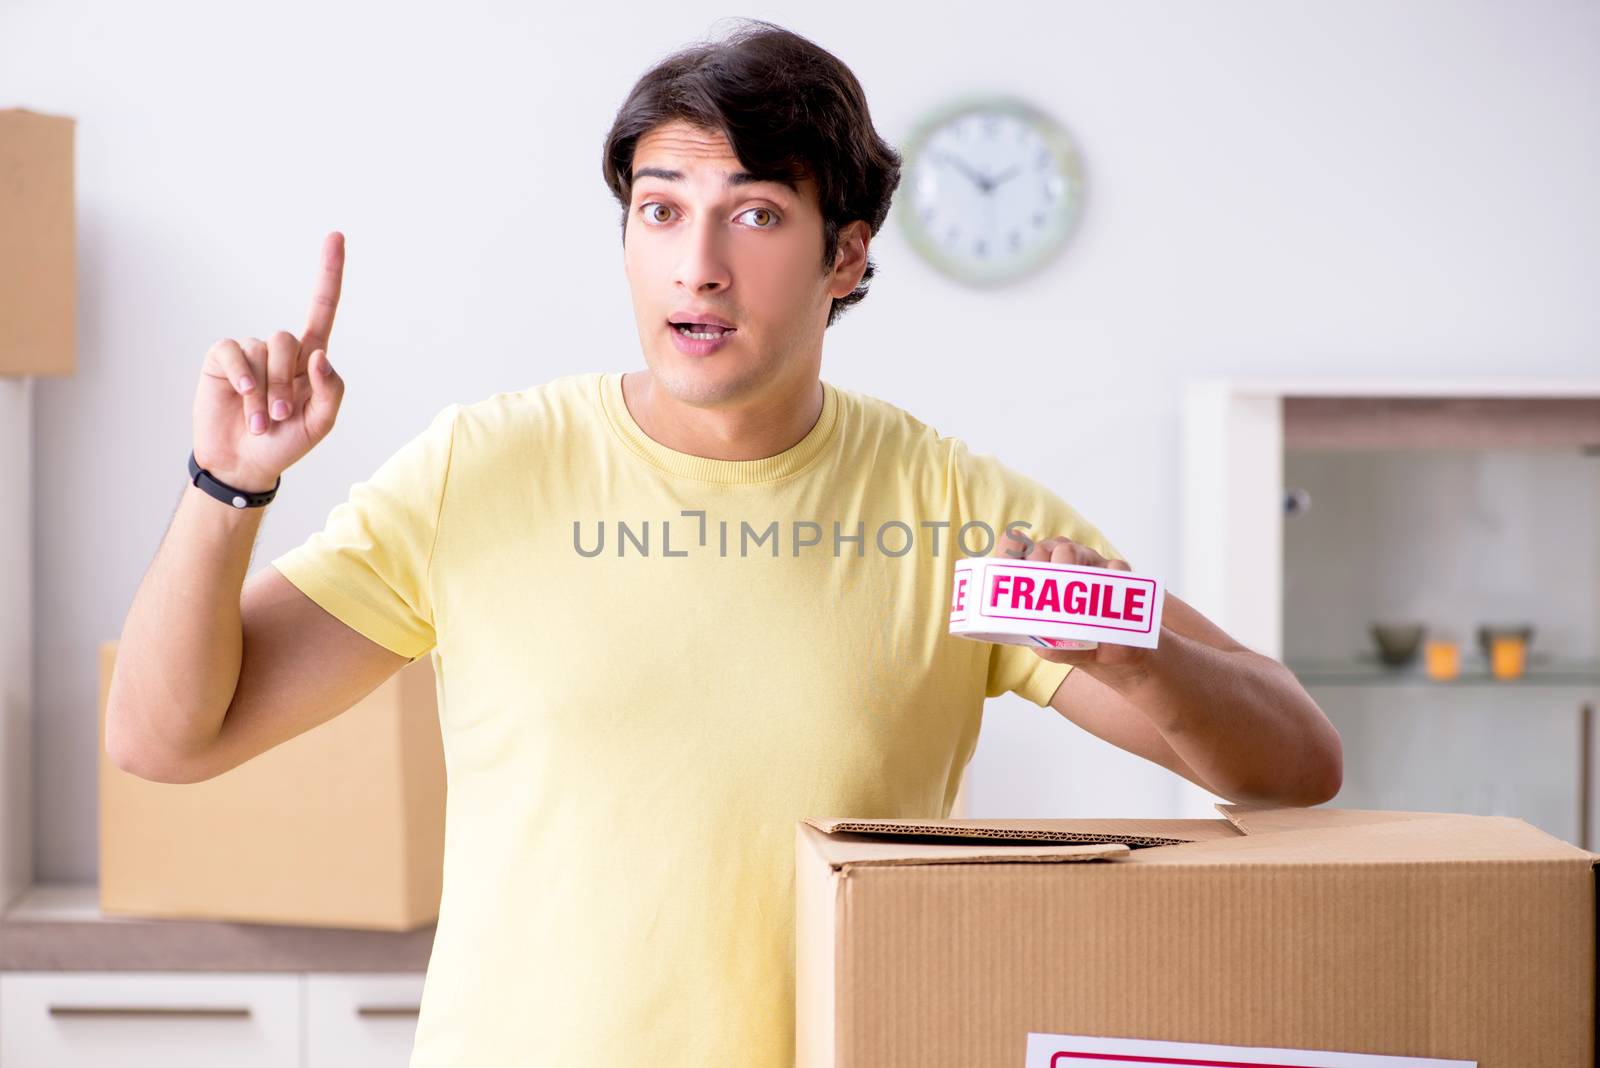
[796, 804, 1597, 1067]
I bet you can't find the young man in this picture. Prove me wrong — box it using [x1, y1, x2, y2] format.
[109, 18, 1341, 1068]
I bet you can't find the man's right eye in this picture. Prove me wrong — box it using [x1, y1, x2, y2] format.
[639, 202, 674, 224]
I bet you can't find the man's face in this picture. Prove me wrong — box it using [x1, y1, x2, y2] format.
[622, 119, 865, 408]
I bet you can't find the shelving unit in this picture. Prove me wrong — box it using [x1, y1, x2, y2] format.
[1179, 378, 1600, 840]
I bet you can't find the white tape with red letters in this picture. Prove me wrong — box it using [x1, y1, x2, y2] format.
[948, 556, 1165, 650]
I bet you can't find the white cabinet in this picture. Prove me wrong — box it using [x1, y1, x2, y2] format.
[0, 972, 301, 1068]
[0, 971, 424, 1068]
[305, 973, 424, 1068]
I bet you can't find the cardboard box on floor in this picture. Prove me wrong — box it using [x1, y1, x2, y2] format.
[796, 805, 1597, 1067]
[97, 639, 445, 930]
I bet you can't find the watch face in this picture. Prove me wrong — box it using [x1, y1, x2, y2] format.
[896, 96, 1086, 286]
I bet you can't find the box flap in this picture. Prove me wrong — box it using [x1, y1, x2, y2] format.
[1215, 802, 1461, 836]
[806, 831, 1127, 870]
[798, 816, 1244, 872]
[1128, 809, 1599, 866]
[802, 816, 1236, 848]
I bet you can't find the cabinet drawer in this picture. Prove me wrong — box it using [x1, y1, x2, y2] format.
[305, 972, 424, 1068]
[0, 971, 300, 1068]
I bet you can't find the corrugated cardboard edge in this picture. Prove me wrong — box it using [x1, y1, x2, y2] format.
[820, 835, 1130, 868]
[802, 816, 1216, 849]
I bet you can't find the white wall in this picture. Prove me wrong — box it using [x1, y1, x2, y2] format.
[5, 0, 1597, 880]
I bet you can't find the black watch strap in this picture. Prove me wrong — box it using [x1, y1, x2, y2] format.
[188, 451, 280, 508]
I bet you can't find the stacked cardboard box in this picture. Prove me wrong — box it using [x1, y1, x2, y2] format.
[98, 640, 446, 930]
[0, 108, 74, 377]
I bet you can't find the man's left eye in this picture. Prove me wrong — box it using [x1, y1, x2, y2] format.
[741, 207, 778, 228]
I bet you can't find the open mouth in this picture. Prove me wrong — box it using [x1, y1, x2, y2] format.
[669, 321, 736, 340]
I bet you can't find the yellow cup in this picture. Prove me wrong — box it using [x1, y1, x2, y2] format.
[1490, 635, 1527, 680]
[1424, 639, 1460, 681]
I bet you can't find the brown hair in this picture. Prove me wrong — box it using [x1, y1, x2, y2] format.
[601, 19, 902, 328]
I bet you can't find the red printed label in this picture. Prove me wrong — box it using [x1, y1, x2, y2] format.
[980, 562, 1157, 636]
[1025, 1034, 1474, 1068]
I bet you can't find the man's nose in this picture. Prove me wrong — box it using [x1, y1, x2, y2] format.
[675, 216, 732, 293]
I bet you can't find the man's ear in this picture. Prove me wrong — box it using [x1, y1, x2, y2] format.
[837, 220, 869, 268]
[829, 220, 870, 297]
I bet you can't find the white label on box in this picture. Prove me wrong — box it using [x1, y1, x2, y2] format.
[1024, 1033, 1475, 1068]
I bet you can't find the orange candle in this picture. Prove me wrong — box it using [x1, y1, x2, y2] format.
[1490, 636, 1527, 680]
[1425, 639, 1460, 681]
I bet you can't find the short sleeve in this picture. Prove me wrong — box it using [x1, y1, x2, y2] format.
[269, 403, 461, 661]
[945, 439, 1127, 709]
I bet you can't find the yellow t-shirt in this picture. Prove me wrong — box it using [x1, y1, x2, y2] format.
[270, 370, 1123, 1067]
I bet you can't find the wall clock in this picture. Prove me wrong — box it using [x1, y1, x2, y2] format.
[896, 95, 1086, 286]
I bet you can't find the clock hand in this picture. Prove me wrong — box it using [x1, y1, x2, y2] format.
[968, 164, 1022, 196]
[983, 165, 1022, 189]
[929, 150, 988, 191]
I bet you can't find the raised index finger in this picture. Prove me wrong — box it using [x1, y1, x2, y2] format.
[301, 231, 345, 363]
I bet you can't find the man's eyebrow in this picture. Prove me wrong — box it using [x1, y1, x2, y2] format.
[631, 166, 797, 194]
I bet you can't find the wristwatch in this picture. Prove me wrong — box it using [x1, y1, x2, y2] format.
[188, 451, 280, 509]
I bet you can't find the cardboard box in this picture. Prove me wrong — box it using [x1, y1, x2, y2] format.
[97, 639, 446, 930]
[0, 108, 75, 377]
[949, 557, 1165, 650]
[795, 805, 1597, 1067]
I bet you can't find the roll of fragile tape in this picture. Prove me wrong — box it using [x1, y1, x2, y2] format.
[948, 556, 1165, 650]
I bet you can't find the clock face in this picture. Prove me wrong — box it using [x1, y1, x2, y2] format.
[896, 97, 1086, 286]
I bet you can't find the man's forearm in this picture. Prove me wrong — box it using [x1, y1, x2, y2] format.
[105, 481, 265, 772]
[1087, 629, 1343, 806]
